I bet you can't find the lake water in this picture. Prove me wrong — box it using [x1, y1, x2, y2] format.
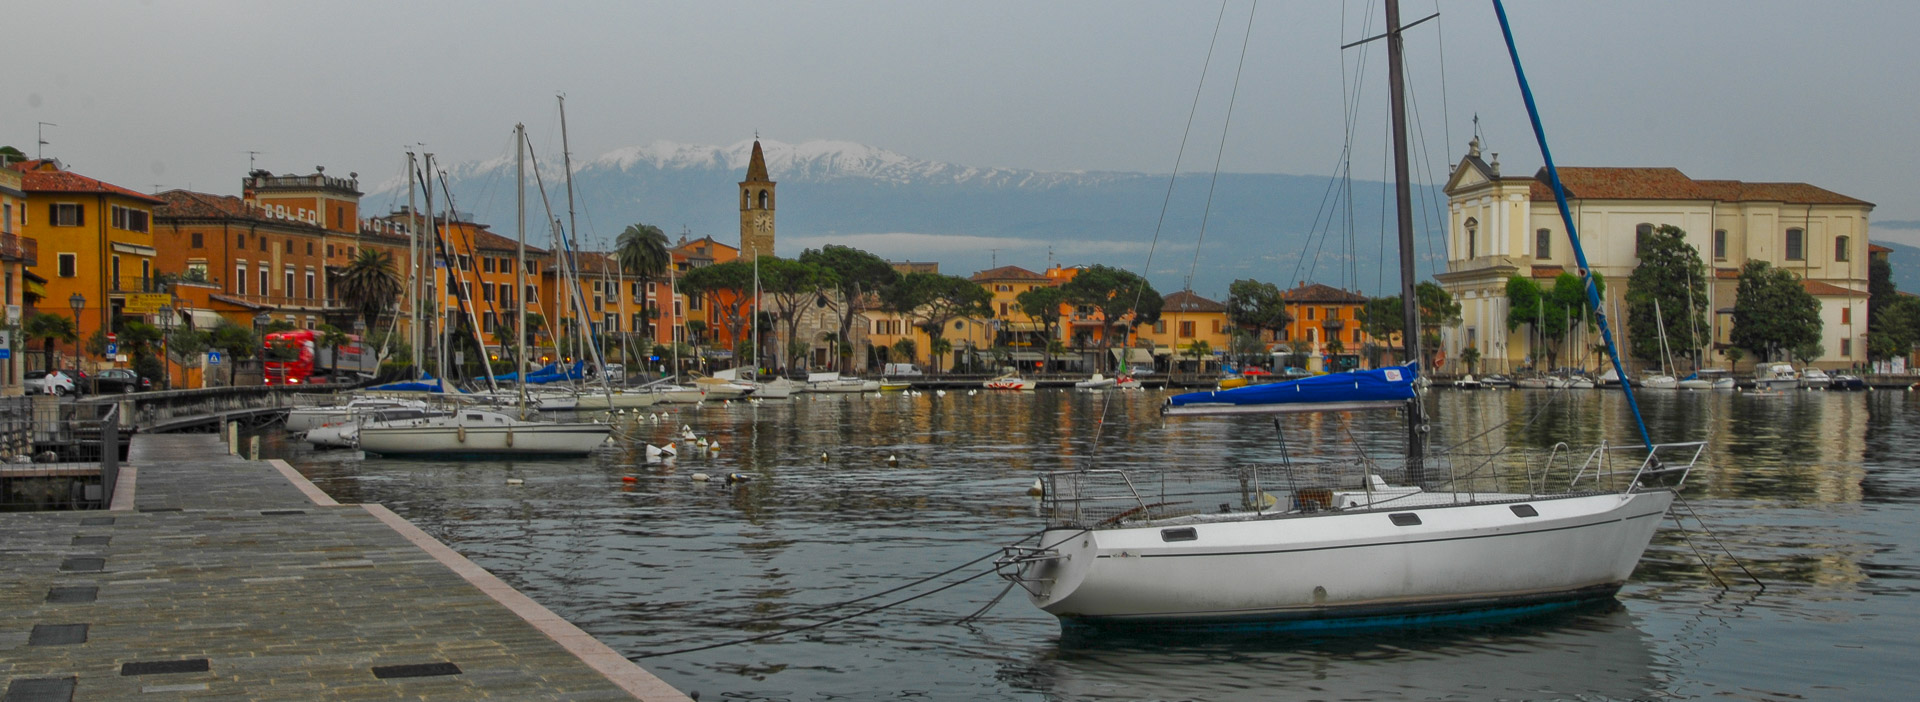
[271, 386, 1920, 701]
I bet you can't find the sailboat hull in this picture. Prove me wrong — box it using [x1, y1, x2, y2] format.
[359, 421, 611, 458]
[1017, 491, 1672, 630]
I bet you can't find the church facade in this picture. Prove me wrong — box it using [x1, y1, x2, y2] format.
[1435, 138, 1874, 373]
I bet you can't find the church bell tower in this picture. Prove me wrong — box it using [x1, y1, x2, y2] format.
[739, 139, 776, 258]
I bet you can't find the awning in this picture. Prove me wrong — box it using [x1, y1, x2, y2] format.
[24, 278, 47, 299]
[111, 242, 158, 256]
[1003, 322, 1045, 332]
[1008, 351, 1045, 362]
[187, 309, 226, 329]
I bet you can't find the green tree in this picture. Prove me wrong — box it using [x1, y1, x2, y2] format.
[1870, 296, 1920, 361]
[1365, 282, 1462, 370]
[1184, 339, 1212, 370]
[1730, 261, 1822, 363]
[1723, 346, 1745, 373]
[1504, 275, 1544, 333]
[881, 272, 992, 370]
[891, 338, 918, 366]
[1014, 285, 1070, 371]
[1460, 347, 1481, 376]
[0, 146, 25, 165]
[24, 312, 77, 373]
[335, 249, 403, 333]
[1225, 279, 1291, 345]
[799, 245, 900, 371]
[929, 337, 953, 374]
[1228, 329, 1265, 368]
[209, 322, 257, 386]
[1060, 265, 1162, 371]
[758, 256, 838, 372]
[318, 324, 349, 379]
[678, 259, 757, 349]
[1625, 225, 1709, 368]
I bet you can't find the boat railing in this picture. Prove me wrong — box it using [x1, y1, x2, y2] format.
[1568, 440, 1704, 491]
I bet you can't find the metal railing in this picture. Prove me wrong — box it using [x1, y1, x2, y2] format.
[0, 399, 120, 512]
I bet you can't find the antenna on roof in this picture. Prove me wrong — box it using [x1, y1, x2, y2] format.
[36, 122, 56, 159]
[990, 248, 1000, 268]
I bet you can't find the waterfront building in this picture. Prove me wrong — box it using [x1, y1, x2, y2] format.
[10, 159, 160, 370]
[1435, 138, 1874, 372]
[1139, 290, 1230, 371]
[153, 190, 338, 333]
[0, 166, 36, 391]
[970, 265, 1056, 367]
[1279, 282, 1374, 371]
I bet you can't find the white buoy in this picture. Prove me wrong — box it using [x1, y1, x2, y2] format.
[707, 441, 721, 453]
[887, 454, 899, 467]
[506, 478, 525, 485]
[1028, 479, 1044, 497]
[820, 451, 829, 461]
[691, 472, 710, 481]
[968, 389, 977, 396]
[935, 390, 946, 397]
[697, 437, 710, 448]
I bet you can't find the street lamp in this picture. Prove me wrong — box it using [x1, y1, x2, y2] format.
[156, 304, 176, 390]
[67, 293, 84, 371]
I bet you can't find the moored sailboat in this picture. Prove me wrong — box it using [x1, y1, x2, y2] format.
[997, 1, 1698, 631]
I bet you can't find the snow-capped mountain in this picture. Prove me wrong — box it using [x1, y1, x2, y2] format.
[364, 139, 1444, 298]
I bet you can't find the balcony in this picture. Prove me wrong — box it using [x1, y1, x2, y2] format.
[0, 232, 37, 265]
[208, 292, 344, 312]
[108, 276, 162, 293]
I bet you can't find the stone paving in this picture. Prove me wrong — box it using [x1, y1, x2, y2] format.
[1, 434, 689, 701]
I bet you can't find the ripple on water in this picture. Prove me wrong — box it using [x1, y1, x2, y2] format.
[269, 388, 1920, 700]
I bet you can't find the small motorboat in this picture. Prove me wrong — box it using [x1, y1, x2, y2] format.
[984, 373, 1037, 390]
[1479, 374, 1512, 388]
[1452, 374, 1482, 389]
[879, 379, 912, 392]
[1075, 374, 1118, 390]
[1828, 374, 1867, 391]
[1799, 367, 1832, 390]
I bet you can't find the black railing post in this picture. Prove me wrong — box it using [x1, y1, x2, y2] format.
[100, 404, 119, 509]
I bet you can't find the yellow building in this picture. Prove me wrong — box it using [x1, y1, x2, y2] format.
[1140, 290, 1229, 370]
[0, 166, 37, 391]
[1279, 282, 1373, 370]
[11, 159, 159, 369]
[970, 265, 1056, 349]
[1436, 137, 1875, 372]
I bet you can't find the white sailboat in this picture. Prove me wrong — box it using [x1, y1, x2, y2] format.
[996, 2, 1698, 631]
[360, 123, 609, 458]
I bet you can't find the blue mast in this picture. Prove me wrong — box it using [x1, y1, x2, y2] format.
[1492, 0, 1655, 450]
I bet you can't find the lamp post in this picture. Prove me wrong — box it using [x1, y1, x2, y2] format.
[67, 293, 84, 373]
[254, 312, 271, 385]
[156, 304, 176, 390]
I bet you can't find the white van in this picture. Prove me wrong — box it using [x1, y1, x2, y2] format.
[883, 363, 924, 376]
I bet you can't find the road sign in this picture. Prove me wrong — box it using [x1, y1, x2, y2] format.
[106, 343, 119, 356]
[115, 354, 128, 363]
[208, 351, 223, 365]
[106, 333, 118, 343]
[124, 293, 170, 314]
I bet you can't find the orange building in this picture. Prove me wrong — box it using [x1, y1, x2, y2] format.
[1278, 282, 1375, 369]
[10, 159, 160, 368]
[1140, 290, 1230, 369]
[153, 190, 337, 331]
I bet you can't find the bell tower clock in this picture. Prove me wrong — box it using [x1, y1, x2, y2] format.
[739, 139, 776, 258]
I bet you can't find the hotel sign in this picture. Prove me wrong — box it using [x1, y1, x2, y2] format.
[124, 293, 170, 313]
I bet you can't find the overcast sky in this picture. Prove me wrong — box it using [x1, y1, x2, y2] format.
[12, 1, 1920, 233]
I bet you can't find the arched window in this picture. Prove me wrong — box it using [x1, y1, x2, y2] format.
[742, 190, 751, 209]
[1536, 228, 1551, 259]
[1786, 228, 1805, 261]
[758, 190, 770, 209]
[1463, 217, 1478, 259]
[1835, 235, 1851, 262]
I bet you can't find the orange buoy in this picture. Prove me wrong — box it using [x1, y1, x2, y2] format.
[621, 476, 638, 483]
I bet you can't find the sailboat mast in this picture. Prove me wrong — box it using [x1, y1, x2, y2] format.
[1385, 0, 1428, 473]
[406, 151, 422, 376]
[516, 123, 529, 414]
[752, 246, 760, 376]
[556, 96, 615, 398]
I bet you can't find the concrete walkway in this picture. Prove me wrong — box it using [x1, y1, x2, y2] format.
[2, 434, 688, 701]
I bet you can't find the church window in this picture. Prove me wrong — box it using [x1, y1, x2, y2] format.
[1786, 228, 1805, 261]
[758, 190, 769, 209]
[742, 191, 750, 209]
[1635, 223, 1654, 256]
[1713, 230, 1727, 260]
[1536, 228, 1551, 259]
[1463, 217, 1478, 259]
[1835, 235, 1851, 262]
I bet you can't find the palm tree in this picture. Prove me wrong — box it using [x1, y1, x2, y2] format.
[616, 223, 671, 281]
[24, 312, 78, 373]
[335, 249, 403, 333]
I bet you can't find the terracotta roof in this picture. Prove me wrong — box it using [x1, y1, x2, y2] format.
[1803, 280, 1867, 297]
[1522, 166, 1872, 206]
[1280, 282, 1367, 303]
[1869, 243, 1894, 254]
[970, 265, 1050, 282]
[1163, 290, 1224, 313]
[12, 159, 162, 204]
[743, 140, 771, 183]
[549, 253, 630, 275]
[465, 226, 547, 255]
[672, 235, 737, 258]
[1531, 265, 1566, 279]
[154, 190, 324, 230]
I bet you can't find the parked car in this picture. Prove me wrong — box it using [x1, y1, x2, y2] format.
[93, 368, 152, 393]
[24, 370, 78, 396]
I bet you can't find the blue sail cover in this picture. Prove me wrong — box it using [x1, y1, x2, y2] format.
[523, 361, 587, 385]
[1165, 364, 1418, 413]
[367, 372, 461, 394]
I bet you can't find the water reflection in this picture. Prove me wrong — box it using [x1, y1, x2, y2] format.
[1013, 602, 1660, 701]
[267, 386, 1920, 701]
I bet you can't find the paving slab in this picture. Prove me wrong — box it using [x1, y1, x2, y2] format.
[2, 434, 689, 701]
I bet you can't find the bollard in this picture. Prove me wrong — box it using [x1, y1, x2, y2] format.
[249, 435, 260, 461]
[228, 422, 239, 455]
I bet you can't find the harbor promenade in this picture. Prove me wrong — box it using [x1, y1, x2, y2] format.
[1, 434, 689, 701]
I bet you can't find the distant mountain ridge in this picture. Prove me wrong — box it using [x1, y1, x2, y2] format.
[365, 139, 1446, 299]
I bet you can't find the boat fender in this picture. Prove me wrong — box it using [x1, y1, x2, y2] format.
[506, 428, 514, 447]
[458, 425, 467, 443]
[691, 473, 710, 481]
[506, 478, 524, 485]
